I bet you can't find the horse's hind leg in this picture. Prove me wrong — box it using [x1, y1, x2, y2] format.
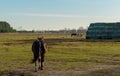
[35, 61, 38, 72]
[38, 54, 44, 70]
[38, 57, 41, 70]
[38, 59, 44, 70]
[40, 53, 45, 70]
[41, 61, 44, 70]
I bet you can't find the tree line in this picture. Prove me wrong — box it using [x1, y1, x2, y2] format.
[0, 21, 16, 32]
[0, 21, 87, 34]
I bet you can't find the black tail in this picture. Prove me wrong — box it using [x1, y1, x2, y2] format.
[31, 49, 39, 63]
[31, 40, 42, 63]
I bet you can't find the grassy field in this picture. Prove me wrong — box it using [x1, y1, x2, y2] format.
[0, 33, 120, 76]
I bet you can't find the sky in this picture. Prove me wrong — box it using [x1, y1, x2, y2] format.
[0, 0, 120, 30]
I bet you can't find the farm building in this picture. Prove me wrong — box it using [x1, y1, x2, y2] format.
[86, 23, 120, 39]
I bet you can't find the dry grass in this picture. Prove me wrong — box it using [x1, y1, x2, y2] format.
[0, 33, 120, 76]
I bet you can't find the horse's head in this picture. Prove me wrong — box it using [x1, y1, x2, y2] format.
[38, 36, 43, 40]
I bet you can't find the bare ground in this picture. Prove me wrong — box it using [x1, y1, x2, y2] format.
[3, 65, 120, 76]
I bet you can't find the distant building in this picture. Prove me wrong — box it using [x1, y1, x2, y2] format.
[86, 23, 120, 39]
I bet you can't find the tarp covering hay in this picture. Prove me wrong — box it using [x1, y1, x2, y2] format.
[86, 23, 120, 39]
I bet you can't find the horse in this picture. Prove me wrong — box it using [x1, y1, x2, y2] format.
[31, 37, 47, 72]
[71, 33, 79, 37]
[71, 33, 83, 37]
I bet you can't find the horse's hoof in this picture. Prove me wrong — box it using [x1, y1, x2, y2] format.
[38, 67, 43, 70]
[38, 67, 41, 70]
[41, 67, 44, 70]
[35, 68, 38, 72]
[35, 70, 38, 72]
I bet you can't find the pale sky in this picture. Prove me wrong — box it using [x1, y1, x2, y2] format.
[0, 0, 120, 30]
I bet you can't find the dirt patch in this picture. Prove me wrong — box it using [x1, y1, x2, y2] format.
[3, 65, 120, 76]
[86, 67, 120, 76]
[3, 67, 85, 76]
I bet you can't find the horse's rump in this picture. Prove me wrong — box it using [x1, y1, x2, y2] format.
[31, 40, 46, 63]
[32, 40, 41, 63]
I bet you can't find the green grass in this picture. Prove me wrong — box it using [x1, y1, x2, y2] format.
[0, 33, 120, 75]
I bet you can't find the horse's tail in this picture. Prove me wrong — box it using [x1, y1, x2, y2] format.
[31, 40, 41, 63]
[31, 50, 40, 63]
[31, 56, 39, 63]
